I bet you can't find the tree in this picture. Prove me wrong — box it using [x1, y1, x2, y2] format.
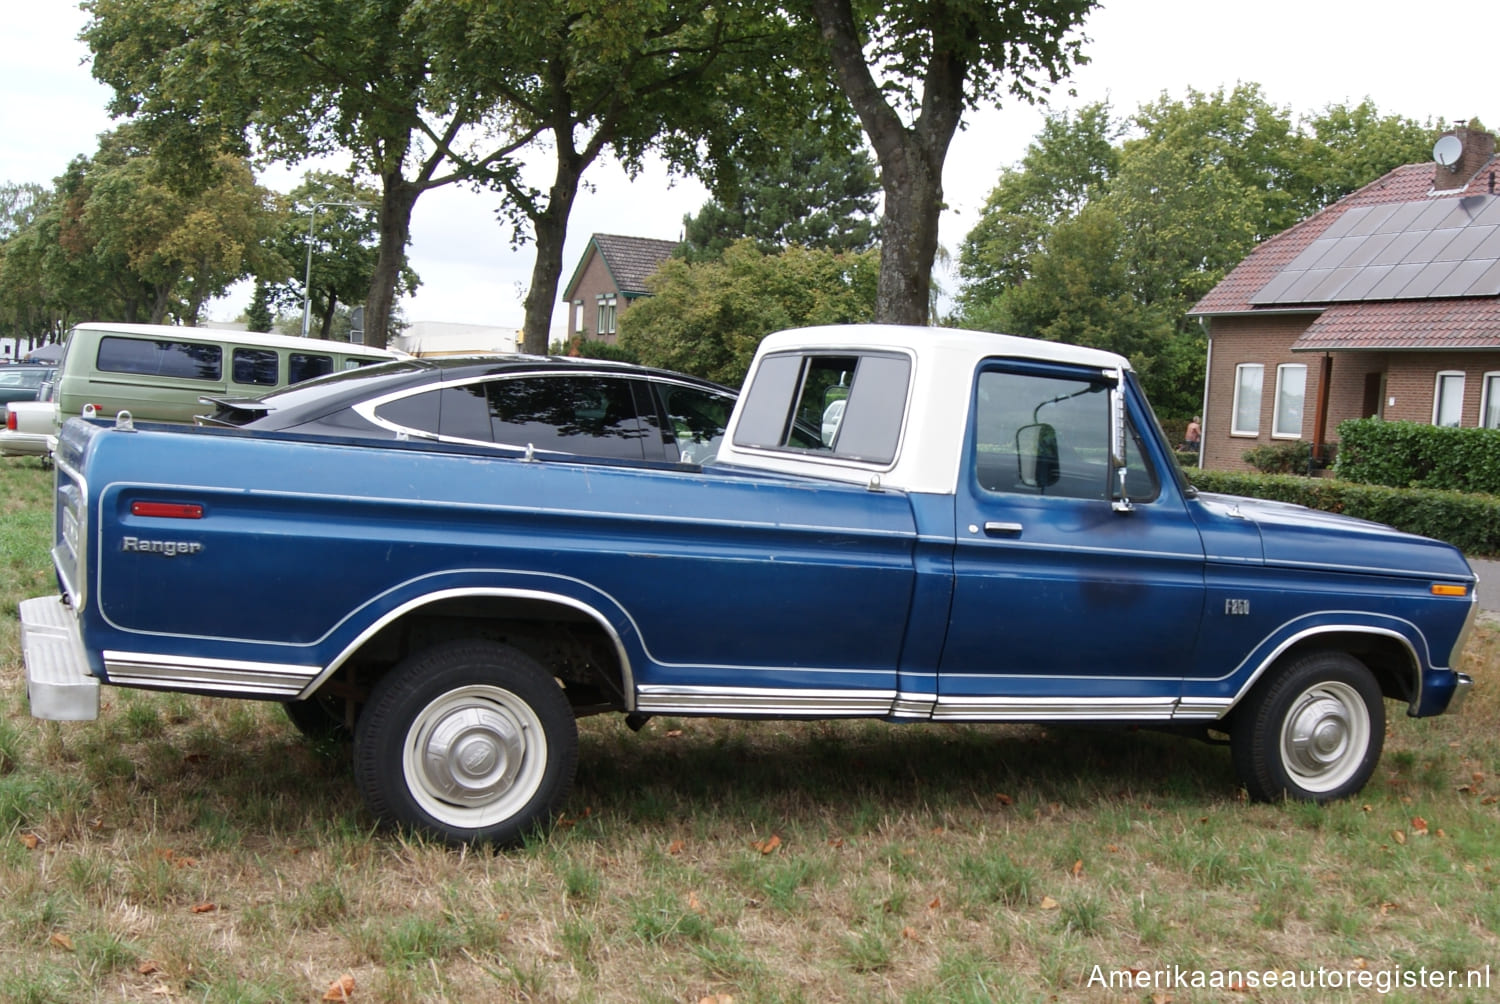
[956, 101, 1118, 308]
[800, 0, 1095, 325]
[956, 87, 1441, 417]
[416, 0, 816, 353]
[244, 281, 274, 333]
[619, 239, 878, 386]
[679, 107, 879, 263]
[263, 172, 417, 341]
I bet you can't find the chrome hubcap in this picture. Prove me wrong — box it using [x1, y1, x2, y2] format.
[403, 685, 546, 827]
[1280, 682, 1368, 792]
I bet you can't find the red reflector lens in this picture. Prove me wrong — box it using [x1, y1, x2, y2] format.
[5, 411, 14, 431]
[130, 502, 204, 519]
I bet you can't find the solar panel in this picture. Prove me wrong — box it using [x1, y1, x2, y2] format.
[1251, 194, 1500, 304]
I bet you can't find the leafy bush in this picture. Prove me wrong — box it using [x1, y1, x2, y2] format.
[1241, 440, 1311, 474]
[1334, 419, 1500, 494]
[1188, 469, 1500, 556]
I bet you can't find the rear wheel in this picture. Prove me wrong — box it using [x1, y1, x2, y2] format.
[354, 640, 577, 845]
[1231, 651, 1384, 802]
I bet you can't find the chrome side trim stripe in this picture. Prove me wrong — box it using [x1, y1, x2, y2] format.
[930, 696, 1179, 721]
[635, 685, 896, 717]
[103, 650, 319, 697]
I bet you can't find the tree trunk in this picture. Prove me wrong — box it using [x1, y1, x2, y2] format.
[364, 174, 420, 349]
[807, 0, 964, 327]
[520, 156, 584, 356]
[318, 296, 338, 340]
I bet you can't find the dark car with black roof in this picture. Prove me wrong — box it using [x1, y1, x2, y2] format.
[197, 355, 737, 464]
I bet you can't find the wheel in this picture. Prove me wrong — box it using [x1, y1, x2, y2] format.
[283, 693, 350, 740]
[1231, 651, 1385, 802]
[354, 640, 577, 845]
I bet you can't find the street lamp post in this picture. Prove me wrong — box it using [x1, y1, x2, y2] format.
[301, 200, 371, 338]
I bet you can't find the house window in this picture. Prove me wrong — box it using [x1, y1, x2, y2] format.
[1230, 363, 1263, 436]
[574, 301, 584, 334]
[1272, 363, 1306, 439]
[596, 294, 617, 336]
[1481, 372, 1500, 429]
[1432, 371, 1465, 427]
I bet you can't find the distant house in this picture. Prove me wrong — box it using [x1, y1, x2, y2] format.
[394, 321, 520, 357]
[1189, 127, 1500, 471]
[560, 233, 679, 344]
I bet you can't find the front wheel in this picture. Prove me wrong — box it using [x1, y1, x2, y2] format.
[354, 640, 577, 845]
[1231, 651, 1385, 802]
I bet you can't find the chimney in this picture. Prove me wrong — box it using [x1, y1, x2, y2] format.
[1433, 126, 1496, 191]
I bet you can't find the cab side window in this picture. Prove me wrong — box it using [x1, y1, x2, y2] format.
[973, 368, 1157, 502]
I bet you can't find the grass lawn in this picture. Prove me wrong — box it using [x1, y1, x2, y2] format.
[2, 456, 1497, 1002]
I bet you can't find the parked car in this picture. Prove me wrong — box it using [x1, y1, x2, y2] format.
[2, 398, 59, 458]
[198, 355, 738, 463]
[0, 365, 55, 407]
[53, 322, 400, 425]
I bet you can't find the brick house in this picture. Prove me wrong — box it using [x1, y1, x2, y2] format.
[1188, 127, 1500, 471]
[560, 233, 679, 344]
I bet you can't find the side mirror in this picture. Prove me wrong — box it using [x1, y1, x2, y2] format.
[1016, 422, 1060, 490]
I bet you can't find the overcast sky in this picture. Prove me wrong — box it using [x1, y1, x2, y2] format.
[2, 2, 1494, 335]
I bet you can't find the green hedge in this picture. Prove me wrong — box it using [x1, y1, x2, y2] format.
[1188, 469, 1500, 557]
[1334, 418, 1500, 494]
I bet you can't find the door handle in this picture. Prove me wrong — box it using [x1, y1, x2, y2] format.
[982, 521, 1023, 537]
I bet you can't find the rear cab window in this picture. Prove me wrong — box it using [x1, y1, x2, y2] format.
[733, 351, 911, 466]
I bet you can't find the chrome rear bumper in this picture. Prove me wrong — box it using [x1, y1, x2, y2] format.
[19, 595, 100, 721]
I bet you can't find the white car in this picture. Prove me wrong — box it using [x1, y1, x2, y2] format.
[1, 398, 59, 458]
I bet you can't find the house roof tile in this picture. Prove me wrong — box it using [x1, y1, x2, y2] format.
[590, 234, 679, 295]
[1190, 163, 1483, 316]
[1293, 298, 1500, 351]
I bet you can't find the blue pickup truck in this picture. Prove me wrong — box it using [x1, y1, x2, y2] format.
[20, 325, 1478, 844]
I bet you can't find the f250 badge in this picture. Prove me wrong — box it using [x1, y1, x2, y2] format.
[122, 537, 203, 557]
[1224, 598, 1251, 616]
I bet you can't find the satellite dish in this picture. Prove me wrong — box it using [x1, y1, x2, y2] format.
[1433, 134, 1464, 170]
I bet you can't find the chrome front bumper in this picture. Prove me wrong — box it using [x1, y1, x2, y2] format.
[19, 595, 100, 720]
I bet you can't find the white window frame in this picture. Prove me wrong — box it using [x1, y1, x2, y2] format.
[596, 294, 617, 336]
[1480, 371, 1500, 430]
[1432, 371, 1465, 427]
[1271, 363, 1307, 439]
[1230, 363, 1263, 436]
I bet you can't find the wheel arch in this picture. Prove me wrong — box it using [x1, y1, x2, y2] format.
[1231, 624, 1423, 714]
[300, 587, 637, 712]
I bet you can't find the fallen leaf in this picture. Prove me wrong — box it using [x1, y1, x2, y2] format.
[696, 996, 734, 1004]
[137, 961, 161, 976]
[827, 837, 845, 849]
[1411, 816, 1429, 835]
[995, 793, 1014, 806]
[928, 896, 941, 911]
[1105, 844, 1120, 853]
[1361, 804, 1373, 812]
[752, 834, 782, 855]
[688, 891, 706, 913]
[665, 729, 684, 738]
[1040, 896, 1059, 910]
[1352, 958, 1369, 971]
[49, 932, 74, 951]
[19, 833, 39, 850]
[901, 926, 919, 940]
[1392, 830, 1406, 845]
[1071, 859, 1084, 879]
[1379, 902, 1398, 915]
[667, 840, 686, 855]
[1150, 993, 1173, 1004]
[190, 902, 217, 914]
[322, 974, 356, 1001]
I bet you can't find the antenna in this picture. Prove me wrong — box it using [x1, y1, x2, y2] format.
[1433, 134, 1464, 172]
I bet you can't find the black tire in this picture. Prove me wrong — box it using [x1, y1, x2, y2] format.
[282, 694, 350, 741]
[354, 640, 577, 846]
[1231, 651, 1385, 803]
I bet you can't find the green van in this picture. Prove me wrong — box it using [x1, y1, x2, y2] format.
[54, 323, 400, 425]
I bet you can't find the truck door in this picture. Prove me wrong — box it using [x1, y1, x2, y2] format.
[936, 361, 1206, 718]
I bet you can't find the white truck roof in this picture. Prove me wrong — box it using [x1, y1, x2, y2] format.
[715, 325, 1133, 495]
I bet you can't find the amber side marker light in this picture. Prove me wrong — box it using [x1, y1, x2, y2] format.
[1431, 583, 1469, 597]
[130, 502, 203, 519]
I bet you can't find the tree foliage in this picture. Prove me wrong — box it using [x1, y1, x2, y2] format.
[619, 240, 878, 386]
[956, 86, 1440, 418]
[679, 107, 879, 263]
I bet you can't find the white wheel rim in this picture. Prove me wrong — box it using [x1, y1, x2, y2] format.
[402, 685, 548, 830]
[1279, 681, 1370, 793]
